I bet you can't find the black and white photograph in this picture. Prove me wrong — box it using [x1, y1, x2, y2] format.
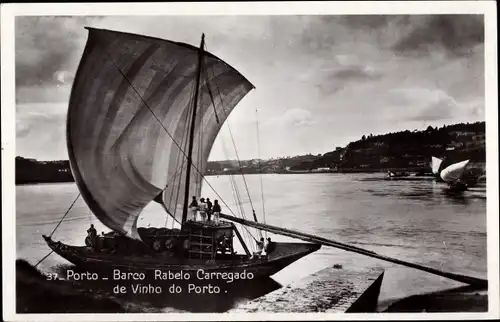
[2, 1, 499, 320]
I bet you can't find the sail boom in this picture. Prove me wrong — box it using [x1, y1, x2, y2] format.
[219, 213, 488, 288]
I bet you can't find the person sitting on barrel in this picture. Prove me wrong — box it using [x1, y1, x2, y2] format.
[223, 235, 235, 255]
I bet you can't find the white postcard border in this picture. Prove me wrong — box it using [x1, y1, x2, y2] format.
[2, 1, 498, 321]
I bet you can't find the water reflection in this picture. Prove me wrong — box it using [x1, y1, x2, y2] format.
[382, 180, 485, 205]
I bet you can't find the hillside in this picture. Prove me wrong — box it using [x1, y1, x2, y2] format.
[16, 157, 74, 184]
[291, 122, 485, 172]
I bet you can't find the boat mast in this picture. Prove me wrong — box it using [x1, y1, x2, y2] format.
[181, 33, 205, 226]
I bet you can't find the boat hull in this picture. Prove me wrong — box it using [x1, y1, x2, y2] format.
[446, 181, 468, 193]
[42, 235, 321, 281]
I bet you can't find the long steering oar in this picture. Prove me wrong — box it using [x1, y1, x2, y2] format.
[220, 213, 488, 288]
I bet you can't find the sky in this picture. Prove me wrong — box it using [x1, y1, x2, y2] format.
[15, 15, 485, 161]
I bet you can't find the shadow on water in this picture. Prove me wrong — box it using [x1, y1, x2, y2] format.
[367, 180, 485, 205]
[54, 264, 282, 313]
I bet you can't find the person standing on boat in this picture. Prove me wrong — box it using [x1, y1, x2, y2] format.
[261, 237, 268, 257]
[87, 224, 97, 237]
[199, 198, 207, 222]
[86, 224, 97, 248]
[251, 237, 265, 259]
[188, 196, 198, 222]
[206, 198, 213, 222]
[265, 237, 275, 254]
[212, 200, 221, 224]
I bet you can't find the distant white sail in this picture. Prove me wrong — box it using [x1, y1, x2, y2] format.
[440, 160, 470, 183]
[431, 157, 443, 175]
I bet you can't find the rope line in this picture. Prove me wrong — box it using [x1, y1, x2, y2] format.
[204, 44, 257, 215]
[49, 193, 81, 238]
[102, 45, 240, 220]
[34, 250, 54, 268]
[221, 135, 257, 242]
[170, 71, 197, 224]
[255, 107, 267, 237]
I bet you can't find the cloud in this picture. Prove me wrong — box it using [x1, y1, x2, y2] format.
[337, 15, 393, 30]
[386, 87, 482, 123]
[392, 15, 484, 57]
[15, 16, 104, 103]
[266, 108, 316, 128]
[330, 65, 382, 82]
[16, 103, 68, 159]
[16, 17, 88, 86]
[16, 119, 31, 137]
[279, 108, 316, 127]
[408, 97, 457, 121]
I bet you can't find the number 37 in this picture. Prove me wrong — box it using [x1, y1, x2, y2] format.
[46, 273, 58, 280]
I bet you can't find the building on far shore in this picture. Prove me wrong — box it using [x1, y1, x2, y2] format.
[312, 167, 331, 172]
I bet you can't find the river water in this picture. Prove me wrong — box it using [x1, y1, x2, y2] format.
[16, 173, 487, 312]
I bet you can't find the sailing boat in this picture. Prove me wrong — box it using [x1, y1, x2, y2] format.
[431, 156, 445, 182]
[431, 156, 443, 175]
[42, 27, 320, 279]
[440, 160, 470, 191]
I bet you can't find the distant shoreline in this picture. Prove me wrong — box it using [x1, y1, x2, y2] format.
[15, 121, 485, 185]
[15, 169, 436, 185]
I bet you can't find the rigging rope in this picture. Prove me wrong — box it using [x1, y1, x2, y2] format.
[228, 175, 250, 246]
[49, 193, 81, 238]
[203, 44, 257, 215]
[37, 192, 81, 268]
[34, 250, 54, 269]
[255, 107, 267, 238]
[164, 92, 191, 227]
[197, 102, 204, 193]
[103, 47, 241, 220]
[221, 133, 258, 242]
[102, 42, 264, 233]
[171, 73, 197, 223]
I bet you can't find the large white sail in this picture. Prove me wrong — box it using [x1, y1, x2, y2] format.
[440, 160, 470, 183]
[431, 156, 443, 175]
[67, 28, 254, 239]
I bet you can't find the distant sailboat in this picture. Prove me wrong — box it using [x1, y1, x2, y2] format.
[440, 160, 470, 191]
[430, 156, 446, 182]
[431, 156, 443, 175]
